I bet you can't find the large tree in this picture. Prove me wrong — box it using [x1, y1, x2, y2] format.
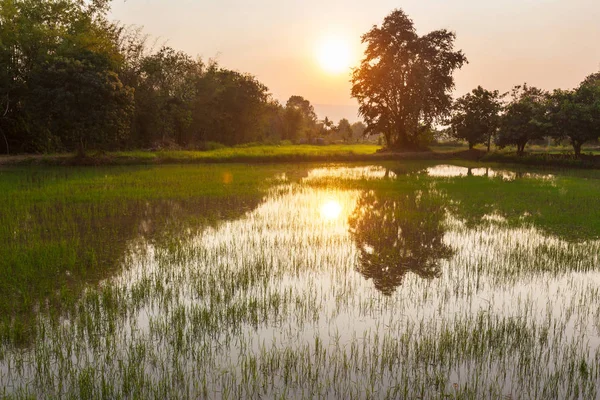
[350, 121, 366, 142]
[191, 66, 269, 146]
[449, 86, 503, 151]
[351, 9, 467, 150]
[131, 46, 199, 148]
[496, 85, 548, 156]
[546, 73, 600, 156]
[280, 106, 303, 142]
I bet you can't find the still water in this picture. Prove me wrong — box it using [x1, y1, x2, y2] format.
[1, 163, 599, 399]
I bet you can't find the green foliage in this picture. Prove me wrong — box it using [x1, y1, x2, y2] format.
[351, 9, 467, 150]
[449, 86, 503, 150]
[129, 46, 198, 148]
[28, 52, 134, 153]
[284, 95, 318, 142]
[1, 2, 598, 157]
[281, 105, 304, 142]
[0, 0, 127, 153]
[0, 1, 333, 154]
[496, 84, 548, 155]
[546, 73, 600, 156]
[194, 67, 270, 146]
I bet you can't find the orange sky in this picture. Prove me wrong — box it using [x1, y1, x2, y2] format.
[110, 0, 600, 122]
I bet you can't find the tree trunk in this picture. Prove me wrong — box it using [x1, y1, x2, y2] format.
[573, 141, 582, 157]
[0, 129, 8, 155]
[487, 135, 491, 153]
[77, 137, 86, 158]
[384, 132, 392, 149]
[468, 142, 474, 150]
[393, 125, 409, 150]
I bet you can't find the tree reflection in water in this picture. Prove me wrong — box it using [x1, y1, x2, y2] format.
[348, 188, 453, 295]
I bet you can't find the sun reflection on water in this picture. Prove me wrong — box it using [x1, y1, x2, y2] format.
[320, 199, 343, 220]
[2, 163, 599, 398]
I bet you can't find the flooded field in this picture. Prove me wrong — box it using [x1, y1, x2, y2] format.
[1, 162, 599, 399]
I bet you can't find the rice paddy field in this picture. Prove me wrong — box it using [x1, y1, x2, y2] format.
[1, 161, 599, 399]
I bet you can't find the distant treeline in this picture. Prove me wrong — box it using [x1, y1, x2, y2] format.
[0, 0, 366, 155]
[447, 78, 600, 156]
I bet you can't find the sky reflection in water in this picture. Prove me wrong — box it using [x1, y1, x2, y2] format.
[2, 164, 599, 398]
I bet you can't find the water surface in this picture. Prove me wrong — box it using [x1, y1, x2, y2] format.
[1, 163, 599, 399]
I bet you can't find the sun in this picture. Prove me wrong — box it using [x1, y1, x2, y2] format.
[317, 37, 352, 74]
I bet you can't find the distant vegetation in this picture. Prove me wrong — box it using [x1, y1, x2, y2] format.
[351, 9, 600, 156]
[0, 0, 366, 155]
[1, 2, 598, 158]
[448, 79, 600, 156]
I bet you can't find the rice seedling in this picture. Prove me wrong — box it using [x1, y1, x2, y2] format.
[0, 162, 599, 398]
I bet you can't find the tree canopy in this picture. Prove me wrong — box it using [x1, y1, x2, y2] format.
[449, 86, 503, 151]
[1, 2, 598, 156]
[351, 9, 467, 150]
[0, 0, 126, 153]
[546, 74, 600, 156]
[0, 0, 333, 154]
[283, 95, 318, 142]
[495, 85, 548, 155]
[337, 118, 352, 142]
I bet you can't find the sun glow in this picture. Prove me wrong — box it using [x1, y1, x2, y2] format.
[320, 199, 343, 220]
[317, 37, 352, 74]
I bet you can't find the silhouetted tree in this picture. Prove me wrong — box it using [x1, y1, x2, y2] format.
[286, 95, 318, 142]
[318, 116, 336, 139]
[348, 187, 453, 295]
[281, 102, 305, 142]
[336, 118, 353, 142]
[351, 9, 467, 150]
[350, 121, 367, 142]
[449, 86, 503, 151]
[286, 95, 317, 122]
[260, 100, 286, 143]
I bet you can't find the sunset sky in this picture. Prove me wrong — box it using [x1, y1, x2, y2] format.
[110, 0, 600, 122]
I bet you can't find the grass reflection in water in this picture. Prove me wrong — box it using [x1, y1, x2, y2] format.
[1, 163, 599, 399]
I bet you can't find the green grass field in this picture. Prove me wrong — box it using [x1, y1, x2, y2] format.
[0, 164, 291, 343]
[2, 142, 599, 169]
[116, 144, 382, 160]
[0, 144, 383, 166]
